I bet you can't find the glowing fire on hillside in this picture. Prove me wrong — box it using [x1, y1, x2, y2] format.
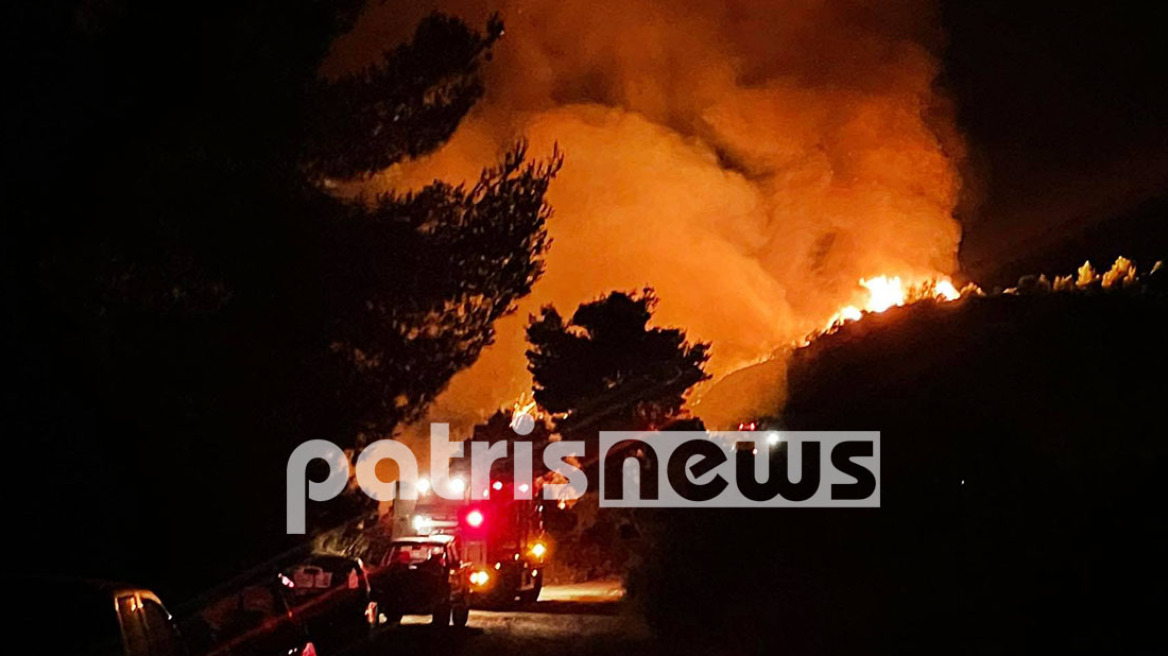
[803, 256, 1160, 348]
[817, 275, 965, 338]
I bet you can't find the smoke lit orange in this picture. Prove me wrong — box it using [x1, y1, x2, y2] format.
[328, 0, 967, 436]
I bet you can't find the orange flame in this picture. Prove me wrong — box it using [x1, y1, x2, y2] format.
[509, 393, 552, 430]
[820, 275, 964, 336]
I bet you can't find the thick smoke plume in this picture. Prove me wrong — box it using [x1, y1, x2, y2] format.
[327, 0, 964, 435]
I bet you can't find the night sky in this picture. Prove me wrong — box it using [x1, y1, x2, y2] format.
[942, 0, 1168, 284]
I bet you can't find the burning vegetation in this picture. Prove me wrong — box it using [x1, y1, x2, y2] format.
[785, 255, 1166, 414]
[803, 255, 1161, 346]
[815, 274, 963, 339]
[328, 0, 965, 434]
[640, 256, 1168, 655]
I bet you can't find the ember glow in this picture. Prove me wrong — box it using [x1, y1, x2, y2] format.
[509, 395, 543, 434]
[860, 276, 910, 313]
[809, 256, 1157, 345]
[819, 275, 965, 336]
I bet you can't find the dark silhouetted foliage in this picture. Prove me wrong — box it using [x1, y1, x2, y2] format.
[2, 0, 557, 600]
[635, 290, 1168, 655]
[464, 406, 555, 481]
[315, 143, 561, 436]
[301, 12, 504, 180]
[526, 289, 710, 435]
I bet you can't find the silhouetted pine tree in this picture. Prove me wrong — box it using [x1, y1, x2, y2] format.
[526, 289, 710, 436]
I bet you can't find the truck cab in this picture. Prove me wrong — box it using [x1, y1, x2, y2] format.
[457, 498, 547, 606]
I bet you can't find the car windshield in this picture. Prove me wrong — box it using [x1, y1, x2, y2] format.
[388, 543, 446, 566]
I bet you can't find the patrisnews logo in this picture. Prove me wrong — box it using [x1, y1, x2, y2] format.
[599, 431, 879, 508]
[287, 429, 879, 532]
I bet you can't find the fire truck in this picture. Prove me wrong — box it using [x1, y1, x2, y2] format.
[392, 479, 548, 606]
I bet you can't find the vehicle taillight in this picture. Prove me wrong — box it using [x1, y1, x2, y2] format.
[302, 642, 317, 656]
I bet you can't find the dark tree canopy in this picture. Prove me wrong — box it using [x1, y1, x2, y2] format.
[526, 289, 710, 433]
[301, 12, 505, 179]
[640, 289, 1168, 655]
[2, 0, 558, 598]
[464, 406, 556, 481]
[320, 144, 562, 436]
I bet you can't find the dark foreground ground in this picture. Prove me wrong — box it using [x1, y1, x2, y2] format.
[346, 581, 651, 656]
